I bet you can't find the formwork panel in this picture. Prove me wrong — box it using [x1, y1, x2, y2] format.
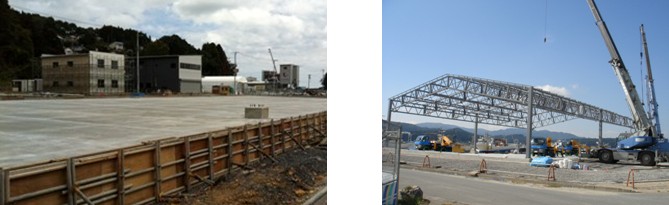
[13, 190, 66, 205]
[125, 185, 154, 205]
[9, 166, 66, 200]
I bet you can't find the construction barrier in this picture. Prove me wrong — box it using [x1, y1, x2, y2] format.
[547, 165, 556, 181]
[626, 168, 636, 189]
[0, 112, 326, 205]
[479, 159, 487, 174]
[422, 155, 431, 168]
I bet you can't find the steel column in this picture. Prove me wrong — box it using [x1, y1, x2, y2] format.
[526, 87, 534, 159]
[472, 117, 478, 153]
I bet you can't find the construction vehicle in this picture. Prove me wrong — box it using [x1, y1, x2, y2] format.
[414, 134, 464, 152]
[587, 0, 668, 166]
[531, 137, 556, 157]
[414, 135, 435, 150]
[476, 135, 515, 153]
[563, 140, 590, 156]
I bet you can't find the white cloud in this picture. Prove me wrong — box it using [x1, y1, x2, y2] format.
[8, 0, 327, 87]
[571, 84, 579, 89]
[536, 84, 570, 97]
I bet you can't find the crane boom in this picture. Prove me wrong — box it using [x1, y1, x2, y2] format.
[640, 24, 662, 137]
[586, 0, 654, 137]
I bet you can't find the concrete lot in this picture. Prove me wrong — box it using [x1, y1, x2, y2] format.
[0, 96, 326, 168]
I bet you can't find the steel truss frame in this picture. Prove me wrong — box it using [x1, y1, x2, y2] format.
[389, 74, 634, 130]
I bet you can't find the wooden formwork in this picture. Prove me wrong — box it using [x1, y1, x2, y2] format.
[1, 111, 326, 205]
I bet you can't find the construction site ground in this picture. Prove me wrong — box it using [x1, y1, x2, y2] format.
[384, 146, 669, 193]
[160, 147, 327, 205]
[0, 96, 326, 168]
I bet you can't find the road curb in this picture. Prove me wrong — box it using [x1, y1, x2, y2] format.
[402, 164, 637, 193]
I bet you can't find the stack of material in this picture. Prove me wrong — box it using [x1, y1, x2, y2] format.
[529, 156, 553, 167]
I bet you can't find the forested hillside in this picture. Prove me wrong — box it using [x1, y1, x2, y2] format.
[0, 0, 233, 90]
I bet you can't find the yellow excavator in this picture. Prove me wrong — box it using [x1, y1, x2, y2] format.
[429, 135, 464, 153]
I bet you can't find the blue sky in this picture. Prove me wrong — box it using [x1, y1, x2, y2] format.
[383, 0, 669, 138]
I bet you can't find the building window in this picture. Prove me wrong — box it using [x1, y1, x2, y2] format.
[170, 63, 176, 68]
[53, 62, 59, 68]
[97, 59, 104, 68]
[111, 80, 118, 88]
[67, 81, 74, 87]
[97, 79, 104, 88]
[179, 63, 201, 70]
[67, 61, 74, 67]
[52, 81, 59, 87]
[111, 60, 118, 69]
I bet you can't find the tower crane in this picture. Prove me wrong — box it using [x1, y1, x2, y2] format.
[268, 48, 278, 90]
[587, 0, 668, 166]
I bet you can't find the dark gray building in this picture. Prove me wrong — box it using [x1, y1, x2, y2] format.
[126, 55, 202, 93]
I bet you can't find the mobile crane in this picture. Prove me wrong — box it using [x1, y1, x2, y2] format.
[587, 0, 668, 166]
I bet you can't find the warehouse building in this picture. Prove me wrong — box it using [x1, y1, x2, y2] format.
[126, 55, 202, 93]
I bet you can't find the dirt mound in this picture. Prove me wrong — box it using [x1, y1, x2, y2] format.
[175, 148, 327, 205]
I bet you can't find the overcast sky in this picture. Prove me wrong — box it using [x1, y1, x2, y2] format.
[8, 0, 327, 88]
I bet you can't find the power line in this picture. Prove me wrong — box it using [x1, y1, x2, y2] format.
[9, 4, 104, 28]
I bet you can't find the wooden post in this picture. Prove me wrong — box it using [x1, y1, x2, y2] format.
[153, 142, 162, 202]
[208, 134, 215, 181]
[308, 114, 313, 142]
[1, 169, 7, 205]
[290, 117, 294, 148]
[257, 122, 263, 161]
[270, 119, 276, 157]
[116, 149, 125, 205]
[184, 137, 191, 193]
[227, 131, 233, 176]
[0, 168, 5, 205]
[244, 125, 249, 164]
[281, 119, 287, 153]
[67, 158, 76, 205]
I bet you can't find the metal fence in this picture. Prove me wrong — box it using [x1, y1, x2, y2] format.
[382, 121, 401, 205]
[0, 112, 326, 205]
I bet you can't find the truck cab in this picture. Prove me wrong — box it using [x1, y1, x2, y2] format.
[414, 135, 434, 150]
[531, 138, 554, 157]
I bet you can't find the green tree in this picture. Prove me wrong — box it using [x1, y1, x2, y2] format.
[321, 73, 326, 90]
[201, 42, 233, 76]
[141, 41, 170, 56]
[0, 0, 34, 89]
[157, 35, 199, 55]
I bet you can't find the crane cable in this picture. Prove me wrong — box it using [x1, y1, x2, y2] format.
[543, 0, 548, 43]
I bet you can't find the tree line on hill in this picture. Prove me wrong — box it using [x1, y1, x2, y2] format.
[0, 0, 233, 90]
[386, 120, 618, 147]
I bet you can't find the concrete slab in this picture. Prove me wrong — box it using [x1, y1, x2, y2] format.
[0, 96, 326, 168]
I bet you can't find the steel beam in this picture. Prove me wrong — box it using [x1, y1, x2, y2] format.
[388, 74, 634, 130]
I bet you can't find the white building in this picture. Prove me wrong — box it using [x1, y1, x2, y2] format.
[201, 76, 248, 94]
[279, 64, 299, 88]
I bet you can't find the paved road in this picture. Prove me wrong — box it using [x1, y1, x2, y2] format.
[399, 168, 667, 205]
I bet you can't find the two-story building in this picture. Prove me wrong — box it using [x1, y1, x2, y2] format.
[125, 55, 202, 93]
[41, 51, 125, 95]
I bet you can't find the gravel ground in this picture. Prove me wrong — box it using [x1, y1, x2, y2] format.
[383, 147, 669, 185]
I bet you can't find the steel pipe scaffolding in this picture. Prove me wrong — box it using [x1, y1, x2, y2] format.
[387, 74, 635, 158]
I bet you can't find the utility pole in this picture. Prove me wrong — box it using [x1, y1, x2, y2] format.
[136, 31, 140, 93]
[233, 51, 238, 95]
[308, 74, 311, 89]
